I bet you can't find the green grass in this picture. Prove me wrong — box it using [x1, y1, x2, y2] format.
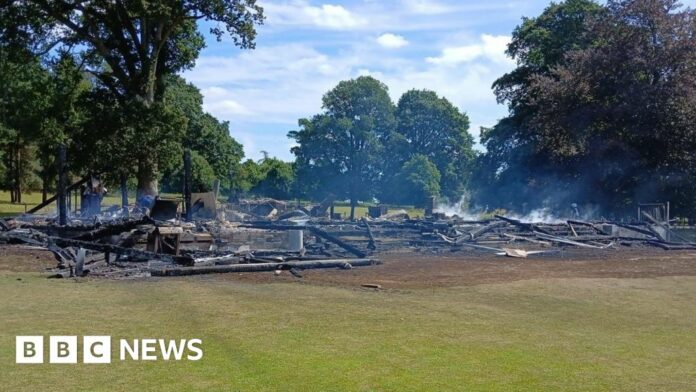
[1, 272, 696, 391]
[0, 191, 425, 219]
[0, 190, 130, 217]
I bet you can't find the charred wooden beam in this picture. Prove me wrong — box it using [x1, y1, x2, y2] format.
[73, 217, 153, 242]
[610, 222, 657, 238]
[361, 218, 376, 250]
[57, 144, 67, 226]
[183, 149, 192, 221]
[308, 226, 367, 257]
[494, 215, 552, 235]
[534, 232, 606, 249]
[47, 236, 193, 265]
[27, 176, 90, 214]
[567, 220, 608, 235]
[468, 220, 506, 240]
[151, 258, 380, 277]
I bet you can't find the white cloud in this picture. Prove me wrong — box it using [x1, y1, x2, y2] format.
[402, 0, 452, 15]
[376, 33, 409, 49]
[185, 43, 359, 125]
[263, 1, 365, 29]
[197, 87, 253, 116]
[426, 34, 512, 65]
[186, 38, 514, 157]
[185, 1, 534, 160]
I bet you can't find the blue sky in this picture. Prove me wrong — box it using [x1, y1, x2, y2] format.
[183, 0, 696, 161]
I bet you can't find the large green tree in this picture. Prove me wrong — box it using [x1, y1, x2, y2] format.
[475, 0, 696, 218]
[392, 155, 441, 207]
[38, 54, 91, 202]
[249, 158, 295, 200]
[9, 0, 264, 197]
[385, 89, 474, 202]
[0, 45, 51, 203]
[526, 0, 696, 216]
[160, 76, 244, 193]
[472, 0, 604, 212]
[289, 76, 396, 220]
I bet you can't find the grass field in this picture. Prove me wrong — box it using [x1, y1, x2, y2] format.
[0, 191, 425, 219]
[0, 190, 130, 216]
[2, 268, 696, 391]
[2, 191, 693, 390]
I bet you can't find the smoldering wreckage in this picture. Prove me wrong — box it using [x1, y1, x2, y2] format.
[2, 165, 696, 282]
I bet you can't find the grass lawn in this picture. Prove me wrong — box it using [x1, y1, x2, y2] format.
[1, 271, 695, 391]
[0, 190, 130, 217]
[0, 191, 425, 219]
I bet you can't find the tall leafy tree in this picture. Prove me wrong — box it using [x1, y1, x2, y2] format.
[0, 46, 51, 202]
[161, 76, 244, 192]
[10, 0, 264, 196]
[386, 89, 474, 202]
[290, 76, 396, 220]
[249, 158, 294, 200]
[392, 155, 441, 207]
[473, 0, 604, 211]
[526, 0, 696, 216]
[38, 54, 91, 201]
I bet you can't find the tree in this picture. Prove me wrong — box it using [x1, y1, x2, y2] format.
[0, 46, 51, 202]
[526, 0, 696, 216]
[250, 158, 294, 200]
[231, 159, 263, 194]
[472, 0, 604, 212]
[38, 53, 91, 202]
[163, 150, 216, 193]
[493, 0, 604, 112]
[475, 0, 696, 218]
[386, 89, 474, 202]
[160, 76, 244, 193]
[11, 1, 264, 197]
[289, 76, 396, 220]
[393, 155, 441, 207]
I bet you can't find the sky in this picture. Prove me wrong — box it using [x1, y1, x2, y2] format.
[182, 0, 695, 161]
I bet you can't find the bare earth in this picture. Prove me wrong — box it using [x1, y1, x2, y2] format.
[3, 244, 696, 289]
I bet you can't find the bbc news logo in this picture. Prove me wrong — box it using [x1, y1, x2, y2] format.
[16, 336, 203, 364]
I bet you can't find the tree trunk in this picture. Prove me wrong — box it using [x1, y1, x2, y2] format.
[349, 197, 356, 221]
[42, 173, 49, 203]
[136, 158, 158, 199]
[15, 144, 21, 204]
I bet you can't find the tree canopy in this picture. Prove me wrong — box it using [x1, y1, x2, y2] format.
[386, 89, 474, 202]
[290, 78, 476, 216]
[5, 0, 264, 196]
[474, 0, 696, 218]
[290, 76, 395, 219]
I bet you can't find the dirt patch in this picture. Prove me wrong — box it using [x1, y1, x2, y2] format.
[216, 248, 696, 289]
[0, 245, 57, 273]
[3, 244, 696, 289]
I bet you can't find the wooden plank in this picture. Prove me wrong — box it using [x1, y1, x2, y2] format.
[534, 232, 604, 249]
[151, 258, 380, 276]
[27, 176, 90, 214]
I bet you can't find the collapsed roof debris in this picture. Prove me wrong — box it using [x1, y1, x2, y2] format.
[1, 196, 695, 279]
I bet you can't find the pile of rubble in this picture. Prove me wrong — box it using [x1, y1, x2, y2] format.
[1, 195, 694, 280]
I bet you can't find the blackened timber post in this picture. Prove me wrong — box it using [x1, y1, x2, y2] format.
[57, 144, 67, 226]
[120, 173, 129, 217]
[183, 149, 192, 221]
